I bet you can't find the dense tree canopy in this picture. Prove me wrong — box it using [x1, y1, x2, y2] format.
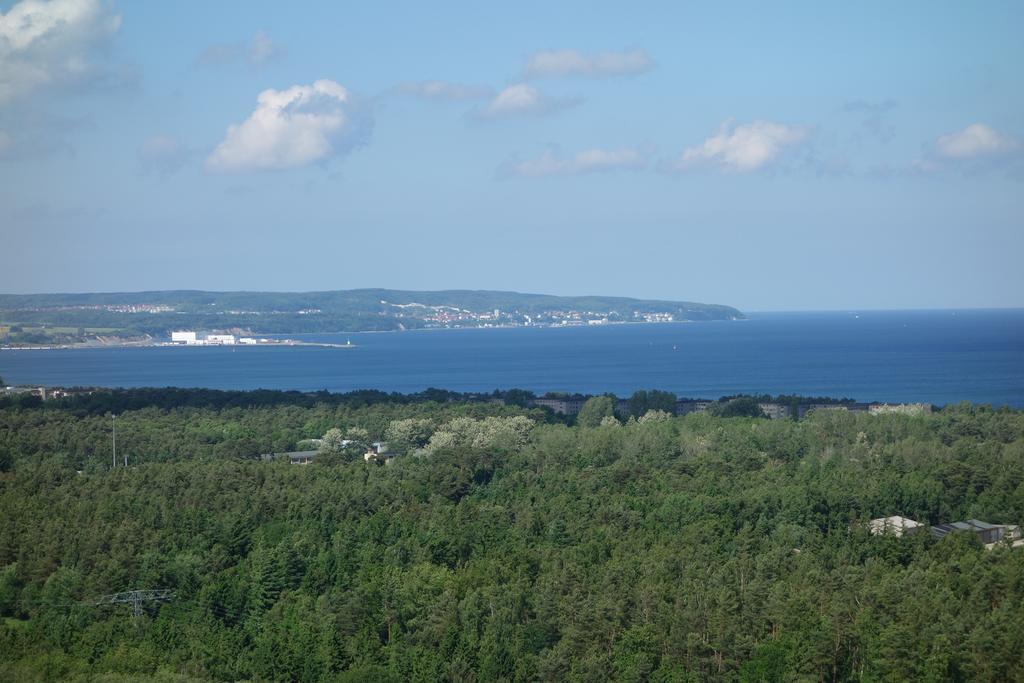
[624, 390, 677, 418]
[577, 396, 616, 428]
[709, 397, 766, 419]
[1, 392, 1023, 680]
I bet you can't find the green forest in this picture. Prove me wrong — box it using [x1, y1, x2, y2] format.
[1, 390, 1023, 681]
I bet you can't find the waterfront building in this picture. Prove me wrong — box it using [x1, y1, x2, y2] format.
[869, 402, 932, 415]
[676, 400, 713, 416]
[759, 402, 792, 420]
[532, 396, 588, 416]
[206, 334, 236, 345]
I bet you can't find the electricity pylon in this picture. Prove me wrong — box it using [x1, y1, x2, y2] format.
[93, 589, 173, 618]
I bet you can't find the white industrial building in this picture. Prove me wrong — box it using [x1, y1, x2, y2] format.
[205, 334, 236, 345]
[171, 331, 197, 344]
[169, 331, 236, 346]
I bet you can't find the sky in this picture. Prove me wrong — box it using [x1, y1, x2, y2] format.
[1, 1, 1022, 312]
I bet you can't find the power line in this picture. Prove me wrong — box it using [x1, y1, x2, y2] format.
[93, 589, 173, 618]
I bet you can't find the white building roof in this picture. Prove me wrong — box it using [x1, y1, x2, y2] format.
[869, 515, 923, 537]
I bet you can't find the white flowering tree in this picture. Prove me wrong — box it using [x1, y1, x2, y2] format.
[385, 418, 435, 455]
[422, 415, 535, 455]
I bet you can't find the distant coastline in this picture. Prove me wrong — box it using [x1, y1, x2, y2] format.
[0, 319, 726, 350]
[0, 287, 743, 347]
[0, 318, 738, 350]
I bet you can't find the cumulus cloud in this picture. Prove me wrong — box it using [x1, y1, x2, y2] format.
[478, 83, 581, 119]
[672, 120, 810, 172]
[137, 134, 190, 176]
[206, 79, 370, 172]
[501, 147, 648, 178]
[524, 48, 653, 78]
[397, 80, 492, 101]
[0, 0, 123, 104]
[912, 123, 1021, 176]
[196, 31, 283, 68]
[934, 123, 1017, 159]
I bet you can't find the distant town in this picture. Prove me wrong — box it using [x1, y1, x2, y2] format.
[378, 301, 688, 329]
[1, 304, 725, 349]
[4, 301, 689, 327]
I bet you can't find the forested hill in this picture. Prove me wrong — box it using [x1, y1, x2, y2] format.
[0, 391, 1023, 680]
[0, 289, 743, 337]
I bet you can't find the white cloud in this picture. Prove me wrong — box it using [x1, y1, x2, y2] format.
[935, 123, 1017, 159]
[0, 0, 122, 103]
[206, 79, 370, 172]
[912, 123, 1021, 176]
[398, 80, 492, 101]
[524, 48, 653, 78]
[138, 134, 189, 176]
[487, 84, 540, 114]
[503, 147, 647, 177]
[479, 83, 580, 119]
[673, 120, 810, 172]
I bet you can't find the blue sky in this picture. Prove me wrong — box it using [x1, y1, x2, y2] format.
[1, 0, 1022, 311]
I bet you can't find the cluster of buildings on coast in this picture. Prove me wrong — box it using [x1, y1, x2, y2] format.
[20, 303, 175, 314]
[0, 385, 94, 401]
[169, 331, 260, 346]
[381, 300, 700, 329]
[166, 331, 353, 349]
[530, 394, 932, 420]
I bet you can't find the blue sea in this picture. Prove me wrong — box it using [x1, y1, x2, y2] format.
[1, 310, 1022, 407]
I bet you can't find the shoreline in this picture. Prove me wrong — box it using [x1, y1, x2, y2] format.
[1, 341, 358, 351]
[0, 318, 743, 350]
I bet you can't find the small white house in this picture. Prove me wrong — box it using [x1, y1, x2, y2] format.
[171, 331, 197, 344]
[364, 442, 395, 463]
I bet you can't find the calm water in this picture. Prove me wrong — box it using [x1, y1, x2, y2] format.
[1, 310, 1022, 407]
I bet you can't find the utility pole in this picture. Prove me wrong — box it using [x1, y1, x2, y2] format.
[111, 413, 117, 469]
